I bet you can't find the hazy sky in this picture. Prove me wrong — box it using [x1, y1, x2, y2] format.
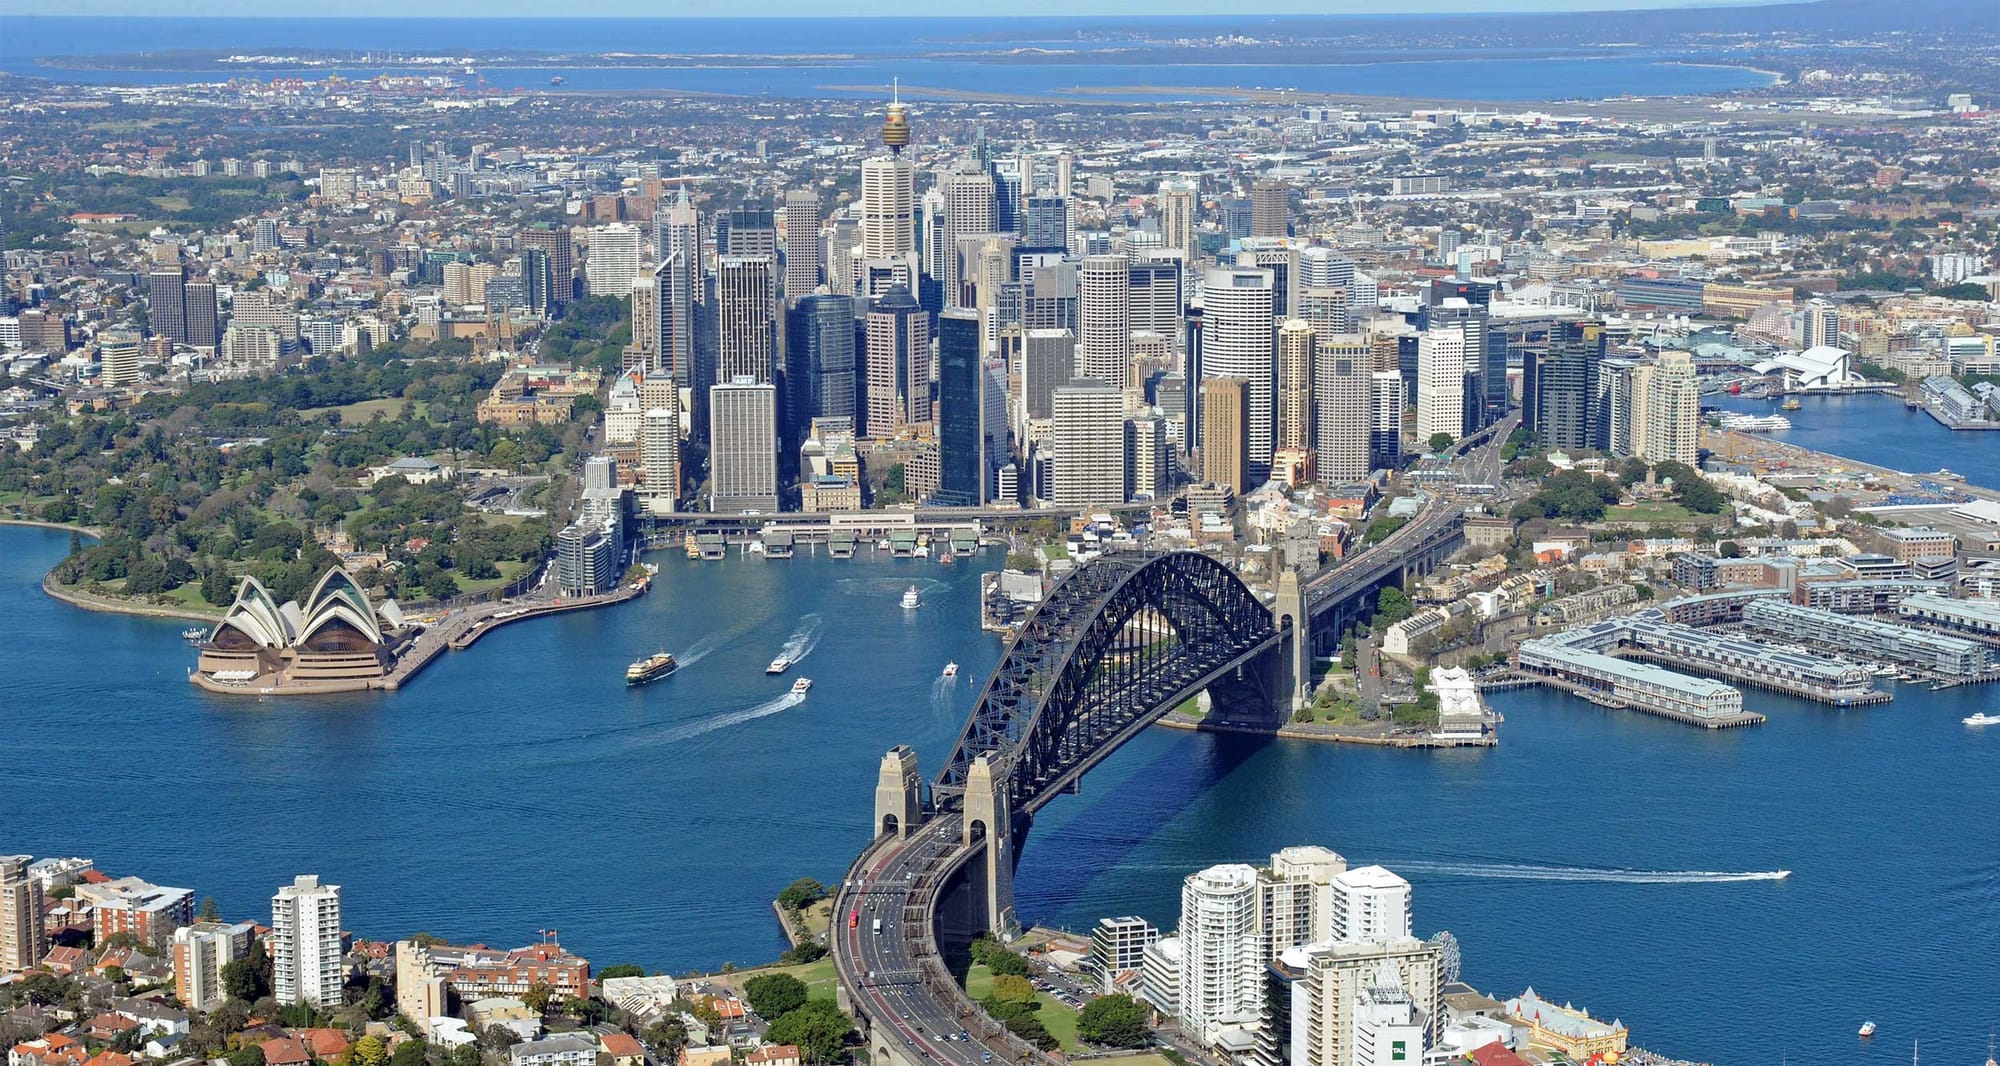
[0, 0, 1781, 20]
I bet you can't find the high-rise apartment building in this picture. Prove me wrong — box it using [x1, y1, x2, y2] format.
[185, 278, 220, 349]
[1050, 379, 1125, 508]
[1177, 864, 1263, 1047]
[717, 256, 777, 384]
[586, 223, 643, 297]
[1329, 866, 1412, 945]
[271, 875, 344, 1008]
[1275, 938, 1441, 1066]
[1077, 256, 1132, 390]
[709, 378, 780, 514]
[1801, 298, 1840, 350]
[149, 264, 189, 348]
[782, 188, 822, 301]
[864, 284, 929, 437]
[1641, 350, 1700, 466]
[936, 309, 988, 506]
[1312, 336, 1372, 484]
[1159, 181, 1199, 265]
[1201, 267, 1277, 479]
[1201, 376, 1250, 492]
[640, 406, 681, 516]
[1415, 329, 1466, 444]
[172, 921, 255, 1011]
[1126, 416, 1169, 500]
[98, 330, 143, 387]
[0, 856, 46, 973]
[1523, 321, 1605, 452]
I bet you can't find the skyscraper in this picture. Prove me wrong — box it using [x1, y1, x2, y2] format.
[628, 272, 662, 373]
[639, 404, 681, 516]
[1523, 321, 1605, 452]
[1370, 371, 1405, 471]
[1250, 179, 1290, 239]
[185, 278, 219, 349]
[271, 875, 343, 1008]
[520, 224, 575, 311]
[1022, 328, 1076, 422]
[1313, 335, 1372, 484]
[1200, 376, 1249, 492]
[864, 284, 929, 437]
[1023, 195, 1069, 249]
[653, 256, 698, 384]
[940, 162, 997, 308]
[861, 153, 918, 276]
[1159, 181, 1199, 266]
[1051, 379, 1125, 508]
[1200, 267, 1277, 480]
[782, 188, 822, 302]
[717, 256, 777, 384]
[1078, 255, 1132, 390]
[786, 293, 857, 427]
[1329, 866, 1413, 944]
[723, 203, 778, 259]
[1415, 328, 1466, 444]
[149, 264, 189, 347]
[1276, 320, 1315, 460]
[936, 309, 987, 506]
[1129, 259, 1184, 357]
[0, 855, 46, 973]
[709, 378, 780, 513]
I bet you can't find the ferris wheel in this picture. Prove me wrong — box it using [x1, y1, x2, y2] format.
[1428, 930, 1462, 984]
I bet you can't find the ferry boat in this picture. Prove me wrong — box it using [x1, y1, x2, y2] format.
[626, 652, 678, 686]
[766, 656, 794, 676]
[1781, 397, 1802, 411]
[939, 550, 955, 565]
[1964, 713, 2000, 727]
[1859, 1022, 1877, 1038]
[684, 532, 701, 559]
[182, 626, 209, 645]
[901, 585, 922, 610]
[549, 75, 566, 85]
[1718, 413, 1792, 433]
[791, 677, 813, 695]
[942, 662, 959, 678]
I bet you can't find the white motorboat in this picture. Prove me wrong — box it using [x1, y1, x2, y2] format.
[1964, 713, 2000, 727]
[901, 585, 922, 609]
[766, 656, 793, 675]
[791, 677, 813, 695]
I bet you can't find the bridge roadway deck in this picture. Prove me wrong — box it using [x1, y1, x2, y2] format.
[835, 815, 1049, 1066]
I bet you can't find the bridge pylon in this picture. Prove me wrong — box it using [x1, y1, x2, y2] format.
[962, 755, 1019, 937]
[1274, 569, 1311, 711]
[875, 745, 923, 838]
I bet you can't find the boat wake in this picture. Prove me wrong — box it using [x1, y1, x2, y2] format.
[778, 613, 824, 664]
[932, 674, 960, 714]
[661, 691, 807, 744]
[676, 632, 731, 669]
[1389, 861, 1792, 884]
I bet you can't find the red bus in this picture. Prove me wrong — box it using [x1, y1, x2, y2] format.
[849, 910, 860, 929]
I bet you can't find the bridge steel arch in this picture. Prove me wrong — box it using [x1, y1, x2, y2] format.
[932, 550, 1283, 817]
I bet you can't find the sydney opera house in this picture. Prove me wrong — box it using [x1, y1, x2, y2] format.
[192, 569, 411, 693]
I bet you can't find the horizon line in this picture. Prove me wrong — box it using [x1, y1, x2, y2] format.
[0, 0, 1817, 19]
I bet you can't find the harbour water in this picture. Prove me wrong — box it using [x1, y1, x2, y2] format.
[0, 16, 1773, 99]
[3, 525, 1996, 1065]
[1711, 391, 2000, 491]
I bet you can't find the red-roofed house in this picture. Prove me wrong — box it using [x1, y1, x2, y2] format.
[9, 1036, 88, 1066]
[745, 1046, 800, 1066]
[86, 1015, 137, 1042]
[40, 946, 86, 976]
[703, 995, 745, 1022]
[298, 1030, 351, 1060]
[1467, 1043, 1532, 1066]
[77, 871, 112, 885]
[598, 1033, 643, 1066]
[258, 1038, 311, 1066]
[84, 1052, 134, 1066]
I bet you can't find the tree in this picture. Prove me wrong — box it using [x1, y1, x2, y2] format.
[1426, 432, 1455, 455]
[765, 1002, 853, 1065]
[1374, 587, 1414, 628]
[198, 896, 221, 921]
[743, 973, 809, 1020]
[522, 980, 556, 1015]
[597, 964, 646, 981]
[642, 1018, 688, 1060]
[776, 878, 828, 912]
[229, 1048, 266, 1066]
[1077, 995, 1150, 1048]
[349, 1036, 389, 1066]
[989, 975, 1035, 1006]
[222, 957, 267, 1003]
[388, 1039, 426, 1066]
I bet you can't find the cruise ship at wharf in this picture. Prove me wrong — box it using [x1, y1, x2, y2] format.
[188, 565, 646, 696]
